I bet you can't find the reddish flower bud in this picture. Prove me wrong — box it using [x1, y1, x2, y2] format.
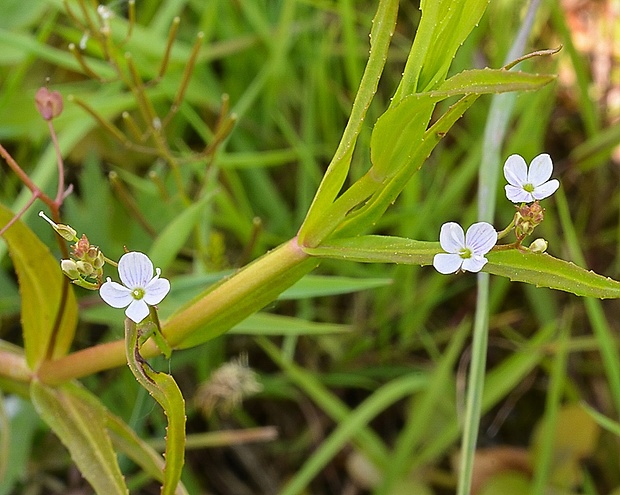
[515, 201, 546, 240]
[35, 87, 63, 120]
[73, 234, 91, 258]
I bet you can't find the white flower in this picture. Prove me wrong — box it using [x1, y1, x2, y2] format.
[433, 222, 497, 274]
[504, 153, 559, 203]
[99, 252, 170, 323]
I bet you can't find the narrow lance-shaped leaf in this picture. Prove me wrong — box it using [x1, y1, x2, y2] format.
[395, 0, 490, 98]
[371, 69, 555, 180]
[0, 204, 77, 368]
[302, 235, 620, 299]
[297, 0, 399, 245]
[30, 381, 128, 495]
[333, 94, 480, 241]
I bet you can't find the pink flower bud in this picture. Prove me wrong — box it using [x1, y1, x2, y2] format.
[35, 87, 63, 120]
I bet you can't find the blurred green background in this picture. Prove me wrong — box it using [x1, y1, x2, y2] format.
[1, 1, 620, 494]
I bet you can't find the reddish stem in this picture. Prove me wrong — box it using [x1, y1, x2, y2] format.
[49, 120, 66, 206]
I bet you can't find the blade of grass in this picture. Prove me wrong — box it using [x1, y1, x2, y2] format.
[459, 2, 542, 494]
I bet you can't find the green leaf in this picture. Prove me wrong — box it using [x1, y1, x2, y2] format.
[433, 68, 556, 98]
[485, 249, 620, 299]
[297, 0, 399, 245]
[478, 472, 532, 495]
[279, 275, 393, 299]
[125, 320, 186, 495]
[571, 119, 620, 171]
[106, 411, 189, 495]
[30, 381, 128, 495]
[371, 70, 554, 180]
[302, 235, 620, 299]
[370, 99, 435, 180]
[230, 313, 350, 335]
[0, 204, 78, 368]
[333, 94, 480, 240]
[395, 0, 490, 97]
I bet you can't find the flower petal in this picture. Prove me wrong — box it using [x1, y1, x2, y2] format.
[433, 253, 463, 274]
[505, 184, 534, 203]
[439, 222, 465, 253]
[461, 254, 488, 273]
[527, 153, 553, 186]
[503, 154, 527, 186]
[125, 299, 150, 323]
[144, 276, 170, 305]
[532, 179, 559, 200]
[465, 222, 497, 256]
[118, 252, 154, 289]
[99, 279, 133, 308]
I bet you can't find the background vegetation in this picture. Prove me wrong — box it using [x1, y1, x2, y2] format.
[1, 0, 620, 494]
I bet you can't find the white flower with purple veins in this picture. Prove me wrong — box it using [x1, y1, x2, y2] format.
[433, 222, 498, 274]
[99, 252, 170, 323]
[504, 153, 559, 203]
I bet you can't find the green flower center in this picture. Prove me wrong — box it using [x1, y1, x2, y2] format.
[132, 288, 145, 300]
[523, 183, 535, 193]
[459, 247, 472, 259]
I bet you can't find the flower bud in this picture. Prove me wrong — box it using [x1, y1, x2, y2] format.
[92, 250, 105, 270]
[76, 260, 94, 276]
[38, 211, 78, 241]
[529, 238, 548, 253]
[515, 201, 546, 240]
[35, 87, 63, 121]
[61, 259, 80, 279]
[73, 234, 91, 258]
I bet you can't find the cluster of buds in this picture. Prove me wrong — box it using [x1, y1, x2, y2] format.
[513, 201, 545, 242]
[39, 212, 107, 290]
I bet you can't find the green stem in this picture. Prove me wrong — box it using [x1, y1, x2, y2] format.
[456, 273, 490, 495]
[300, 172, 383, 248]
[162, 238, 316, 348]
[458, 1, 542, 492]
[0, 349, 31, 382]
[496, 215, 516, 240]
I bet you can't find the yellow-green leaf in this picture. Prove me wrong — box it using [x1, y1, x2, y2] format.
[30, 381, 128, 495]
[0, 205, 77, 368]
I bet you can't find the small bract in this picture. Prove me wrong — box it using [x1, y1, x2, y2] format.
[504, 153, 559, 203]
[99, 252, 170, 323]
[433, 222, 497, 274]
